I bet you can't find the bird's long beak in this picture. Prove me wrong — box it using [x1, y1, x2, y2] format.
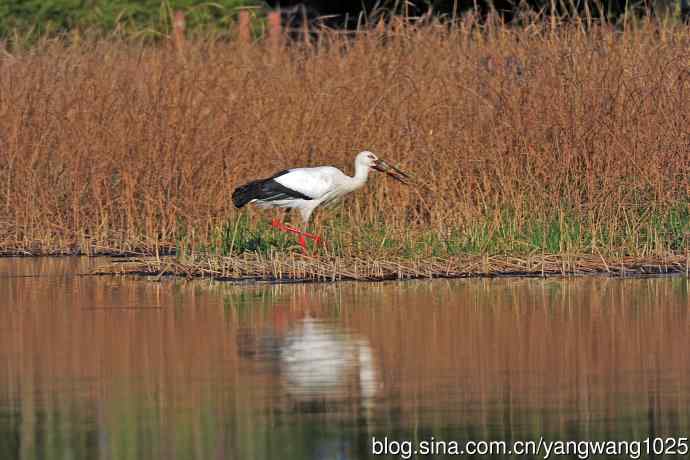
[373, 159, 412, 185]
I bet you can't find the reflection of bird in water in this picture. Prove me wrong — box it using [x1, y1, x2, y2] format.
[236, 315, 380, 410]
[280, 318, 379, 407]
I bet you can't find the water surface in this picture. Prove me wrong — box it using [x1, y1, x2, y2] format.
[1, 258, 689, 459]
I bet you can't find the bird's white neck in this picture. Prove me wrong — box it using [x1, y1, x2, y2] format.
[351, 159, 371, 188]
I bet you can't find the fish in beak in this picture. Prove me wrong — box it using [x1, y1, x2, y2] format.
[372, 159, 412, 185]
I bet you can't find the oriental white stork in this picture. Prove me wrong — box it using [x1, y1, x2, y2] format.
[232, 151, 410, 253]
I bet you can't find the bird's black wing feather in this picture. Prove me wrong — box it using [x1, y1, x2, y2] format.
[232, 170, 313, 208]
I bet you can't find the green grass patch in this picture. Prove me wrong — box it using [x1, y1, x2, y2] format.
[176, 204, 690, 260]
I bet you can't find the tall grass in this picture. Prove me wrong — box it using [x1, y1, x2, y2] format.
[1, 17, 689, 261]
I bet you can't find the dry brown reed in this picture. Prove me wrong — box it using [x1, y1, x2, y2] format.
[96, 252, 689, 281]
[1, 18, 689, 264]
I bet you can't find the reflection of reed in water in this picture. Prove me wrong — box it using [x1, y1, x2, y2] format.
[2, 265, 690, 459]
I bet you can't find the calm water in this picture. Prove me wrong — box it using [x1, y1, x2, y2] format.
[1, 257, 689, 459]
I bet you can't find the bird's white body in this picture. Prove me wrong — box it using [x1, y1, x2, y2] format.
[251, 153, 375, 223]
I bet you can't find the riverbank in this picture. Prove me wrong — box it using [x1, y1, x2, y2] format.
[92, 252, 689, 282]
[2, 20, 689, 272]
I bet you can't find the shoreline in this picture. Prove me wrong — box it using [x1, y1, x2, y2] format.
[90, 253, 690, 282]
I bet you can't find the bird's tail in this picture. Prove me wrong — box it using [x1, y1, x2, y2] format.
[232, 181, 262, 208]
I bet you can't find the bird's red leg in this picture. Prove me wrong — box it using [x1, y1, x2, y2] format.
[271, 219, 312, 254]
[271, 219, 301, 235]
[298, 233, 308, 254]
[300, 231, 323, 246]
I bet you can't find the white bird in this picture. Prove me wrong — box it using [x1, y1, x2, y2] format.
[232, 150, 410, 252]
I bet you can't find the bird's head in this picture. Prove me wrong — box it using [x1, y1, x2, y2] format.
[356, 150, 412, 185]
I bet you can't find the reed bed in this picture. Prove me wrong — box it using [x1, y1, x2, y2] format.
[1, 17, 689, 279]
[94, 252, 690, 281]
